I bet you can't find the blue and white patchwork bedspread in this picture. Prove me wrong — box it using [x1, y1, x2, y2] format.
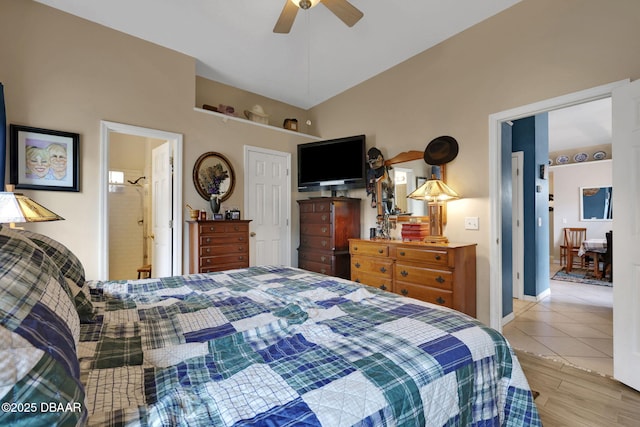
[79, 266, 540, 426]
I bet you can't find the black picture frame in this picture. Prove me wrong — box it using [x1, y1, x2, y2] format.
[10, 124, 80, 192]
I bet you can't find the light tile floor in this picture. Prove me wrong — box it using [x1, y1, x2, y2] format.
[502, 265, 613, 376]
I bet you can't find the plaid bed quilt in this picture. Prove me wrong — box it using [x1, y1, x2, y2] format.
[80, 266, 540, 426]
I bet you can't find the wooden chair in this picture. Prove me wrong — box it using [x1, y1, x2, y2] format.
[561, 228, 586, 273]
[137, 264, 152, 279]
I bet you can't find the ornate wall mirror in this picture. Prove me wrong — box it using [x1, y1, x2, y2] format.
[383, 151, 446, 222]
[580, 186, 612, 221]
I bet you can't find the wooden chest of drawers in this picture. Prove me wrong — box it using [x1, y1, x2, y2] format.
[188, 220, 251, 273]
[298, 197, 360, 279]
[349, 239, 477, 317]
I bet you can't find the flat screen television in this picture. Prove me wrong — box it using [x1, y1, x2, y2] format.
[297, 135, 366, 194]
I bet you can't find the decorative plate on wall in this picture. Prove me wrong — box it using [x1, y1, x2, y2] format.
[556, 155, 569, 165]
[192, 152, 236, 202]
[593, 151, 607, 160]
[574, 152, 588, 162]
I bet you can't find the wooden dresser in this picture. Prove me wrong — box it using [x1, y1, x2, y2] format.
[349, 239, 477, 317]
[298, 197, 361, 279]
[188, 220, 251, 273]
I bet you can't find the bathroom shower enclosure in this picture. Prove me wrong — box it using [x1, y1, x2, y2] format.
[108, 132, 165, 280]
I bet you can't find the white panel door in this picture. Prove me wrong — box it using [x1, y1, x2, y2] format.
[151, 142, 172, 277]
[612, 79, 640, 391]
[245, 146, 290, 266]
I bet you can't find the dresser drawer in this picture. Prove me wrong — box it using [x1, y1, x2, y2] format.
[200, 261, 246, 273]
[351, 270, 393, 292]
[200, 234, 247, 246]
[299, 249, 333, 266]
[200, 244, 247, 257]
[351, 256, 393, 277]
[394, 263, 453, 290]
[299, 259, 333, 276]
[199, 222, 249, 235]
[300, 223, 333, 237]
[395, 246, 449, 267]
[300, 235, 334, 250]
[200, 253, 248, 269]
[300, 212, 332, 224]
[299, 200, 333, 214]
[349, 241, 389, 258]
[394, 282, 453, 308]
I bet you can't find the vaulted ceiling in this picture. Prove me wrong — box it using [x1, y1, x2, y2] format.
[34, 0, 522, 109]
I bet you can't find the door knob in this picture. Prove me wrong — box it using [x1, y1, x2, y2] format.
[250, 232, 256, 237]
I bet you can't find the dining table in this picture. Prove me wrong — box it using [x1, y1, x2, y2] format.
[578, 238, 608, 279]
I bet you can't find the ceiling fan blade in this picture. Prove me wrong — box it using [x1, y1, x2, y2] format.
[274, 1, 299, 33]
[321, 0, 363, 27]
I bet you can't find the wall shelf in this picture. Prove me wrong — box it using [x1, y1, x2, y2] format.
[194, 107, 321, 139]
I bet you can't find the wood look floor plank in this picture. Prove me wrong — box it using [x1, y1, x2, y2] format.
[515, 350, 640, 427]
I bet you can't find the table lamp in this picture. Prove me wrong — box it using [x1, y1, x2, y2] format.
[407, 177, 459, 243]
[0, 184, 64, 229]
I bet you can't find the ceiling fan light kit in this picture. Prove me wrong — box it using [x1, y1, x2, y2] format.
[274, 0, 363, 34]
[291, 0, 320, 9]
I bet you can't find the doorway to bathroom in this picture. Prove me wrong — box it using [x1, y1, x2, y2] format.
[99, 121, 183, 280]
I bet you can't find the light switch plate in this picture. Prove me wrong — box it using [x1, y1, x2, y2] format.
[464, 217, 479, 230]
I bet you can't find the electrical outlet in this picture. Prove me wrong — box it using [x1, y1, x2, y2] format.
[464, 217, 479, 230]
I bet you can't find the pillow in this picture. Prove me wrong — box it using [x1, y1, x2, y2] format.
[0, 229, 86, 426]
[11, 229, 95, 322]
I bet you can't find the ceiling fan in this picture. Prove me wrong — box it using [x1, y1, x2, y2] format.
[274, 0, 363, 34]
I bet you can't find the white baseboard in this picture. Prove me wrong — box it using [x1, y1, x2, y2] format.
[502, 311, 515, 326]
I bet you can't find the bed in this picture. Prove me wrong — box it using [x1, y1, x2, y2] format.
[0, 227, 541, 426]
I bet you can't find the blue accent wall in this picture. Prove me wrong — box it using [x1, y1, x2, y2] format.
[501, 122, 513, 317]
[512, 114, 550, 298]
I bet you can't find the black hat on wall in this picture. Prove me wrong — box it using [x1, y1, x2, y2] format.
[424, 136, 459, 165]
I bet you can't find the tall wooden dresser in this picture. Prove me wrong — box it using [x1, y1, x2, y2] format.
[188, 220, 251, 273]
[349, 239, 477, 317]
[298, 197, 361, 279]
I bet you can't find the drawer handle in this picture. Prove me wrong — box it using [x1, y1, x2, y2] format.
[206, 259, 211, 264]
[378, 249, 384, 254]
[321, 241, 327, 247]
[355, 262, 361, 268]
[401, 289, 408, 296]
[322, 227, 327, 233]
[321, 256, 327, 262]
[238, 256, 244, 260]
[205, 238, 211, 244]
[238, 237, 245, 242]
[401, 270, 408, 277]
[234, 226, 239, 231]
[209, 227, 216, 232]
[237, 247, 243, 252]
[322, 214, 327, 221]
[205, 248, 210, 253]
[399, 251, 405, 256]
[435, 255, 441, 260]
[320, 268, 326, 274]
[380, 267, 387, 273]
[379, 284, 387, 291]
[436, 297, 446, 304]
[355, 278, 360, 283]
[436, 276, 445, 284]
[353, 246, 358, 251]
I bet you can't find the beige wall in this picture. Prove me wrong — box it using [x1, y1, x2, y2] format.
[1, 0, 315, 279]
[309, 0, 640, 322]
[3, 0, 640, 324]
